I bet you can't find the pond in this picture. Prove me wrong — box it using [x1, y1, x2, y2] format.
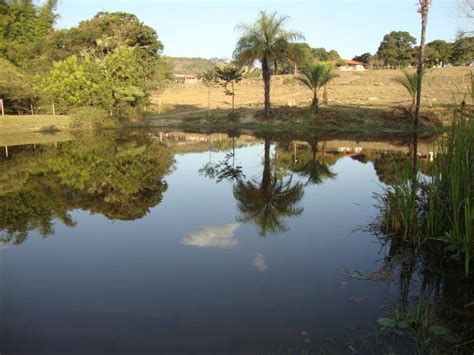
[0, 130, 472, 354]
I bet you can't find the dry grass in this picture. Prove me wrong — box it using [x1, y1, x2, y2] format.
[154, 67, 472, 117]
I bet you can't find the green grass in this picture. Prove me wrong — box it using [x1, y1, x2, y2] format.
[0, 115, 72, 134]
[378, 107, 473, 275]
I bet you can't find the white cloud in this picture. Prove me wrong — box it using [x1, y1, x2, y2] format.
[182, 223, 241, 249]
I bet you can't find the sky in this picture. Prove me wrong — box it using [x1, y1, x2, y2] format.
[54, 0, 471, 60]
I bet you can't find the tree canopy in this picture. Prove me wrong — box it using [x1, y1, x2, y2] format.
[376, 31, 417, 67]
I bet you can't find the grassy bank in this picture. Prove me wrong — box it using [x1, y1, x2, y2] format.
[0, 115, 72, 135]
[149, 104, 446, 132]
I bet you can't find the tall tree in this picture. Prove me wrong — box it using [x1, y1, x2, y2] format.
[376, 31, 417, 67]
[0, 0, 58, 66]
[450, 34, 474, 65]
[425, 40, 452, 66]
[415, 0, 431, 128]
[233, 11, 304, 117]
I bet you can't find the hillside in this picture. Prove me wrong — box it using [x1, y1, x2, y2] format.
[170, 57, 228, 75]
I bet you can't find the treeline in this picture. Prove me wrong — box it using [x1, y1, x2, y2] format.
[353, 31, 474, 68]
[0, 1, 171, 115]
[171, 57, 228, 75]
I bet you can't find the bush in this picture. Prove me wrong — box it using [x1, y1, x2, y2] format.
[70, 107, 111, 129]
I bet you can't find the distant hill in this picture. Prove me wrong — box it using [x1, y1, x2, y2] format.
[170, 57, 229, 75]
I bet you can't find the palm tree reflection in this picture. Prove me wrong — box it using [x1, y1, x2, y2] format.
[292, 141, 336, 186]
[233, 137, 304, 236]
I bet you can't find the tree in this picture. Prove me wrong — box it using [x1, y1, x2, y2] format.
[327, 49, 341, 61]
[197, 69, 217, 117]
[41, 56, 101, 113]
[450, 34, 474, 65]
[311, 48, 329, 62]
[353, 52, 373, 64]
[297, 63, 338, 111]
[425, 40, 452, 66]
[376, 31, 417, 67]
[99, 46, 148, 115]
[0, 0, 58, 66]
[0, 58, 36, 113]
[287, 42, 313, 73]
[233, 11, 304, 117]
[214, 64, 243, 111]
[394, 70, 421, 118]
[415, 0, 431, 129]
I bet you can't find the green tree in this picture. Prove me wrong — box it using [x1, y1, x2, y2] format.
[311, 47, 329, 62]
[40, 56, 101, 113]
[286, 42, 313, 73]
[327, 49, 341, 61]
[376, 31, 417, 67]
[214, 64, 243, 111]
[233, 11, 304, 117]
[425, 40, 452, 66]
[450, 35, 474, 65]
[353, 52, 373, 64]
[197, 69, 217, 117]
[0, 58, 36, 113]
[54, 12, 163, 61]
[297, 63, 338, 111]
[0, 0, 58, 66]
[99, 46, 148, 115]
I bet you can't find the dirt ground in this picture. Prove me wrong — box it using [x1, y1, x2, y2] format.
[154, 67, 472, 115]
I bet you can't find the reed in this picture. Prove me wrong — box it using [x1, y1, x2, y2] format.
[378, 107, 473, 275]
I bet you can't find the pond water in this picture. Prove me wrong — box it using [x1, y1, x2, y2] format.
[0, 130, 470, 354]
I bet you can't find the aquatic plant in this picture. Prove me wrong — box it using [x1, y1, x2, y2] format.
[377, 108, 473, 275]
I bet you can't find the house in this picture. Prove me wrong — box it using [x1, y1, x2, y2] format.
[339, 60, 367, 71]
[175, 74, 198, 84]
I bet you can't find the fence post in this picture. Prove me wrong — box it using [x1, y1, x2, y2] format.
[0, 99, 4, 116]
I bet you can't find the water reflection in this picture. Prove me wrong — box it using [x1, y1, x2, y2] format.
[0, 131, 174, 244]
[3, 129, 464, 354]
[182, 223, 241, 248]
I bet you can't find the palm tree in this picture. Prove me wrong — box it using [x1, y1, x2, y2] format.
[415, 0, 432, 128]
[393, 69, 420, 118]
[233, 137, 304, 236]
[233, 11, 304, 117]
[297, 63, 338, 112]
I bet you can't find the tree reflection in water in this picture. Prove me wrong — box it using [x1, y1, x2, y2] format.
[0, 132, 174, 244]
[233, 136, 304, 236]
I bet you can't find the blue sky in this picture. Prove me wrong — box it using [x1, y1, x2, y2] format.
[55, 0, 469, 59]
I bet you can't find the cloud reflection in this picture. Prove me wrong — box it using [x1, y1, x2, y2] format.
[253, 253, 267, 272]
[182, 223, 240, 249]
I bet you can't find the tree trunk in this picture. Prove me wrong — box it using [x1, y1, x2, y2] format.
[208, 87, 211, 117]
[323, 85, 328, 105]
[415, 0, 430, 129]
[312, 90, 319, 112]
[231, 81, 235, 111]
[261, 57, 271, 117]
[262, 137, 271, 193]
